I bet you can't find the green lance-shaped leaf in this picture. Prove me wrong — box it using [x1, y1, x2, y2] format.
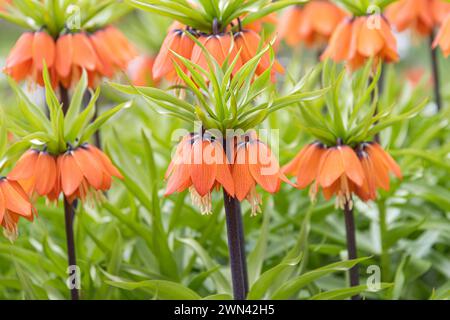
[178, 238, 231, 294]
[309, 283, 393, 300]
[80, 100, 132, 143]
[247, 254, 303, 300]
[105, 276, 201, 300]
[271, 257, 371, 299]
[65, 87, 100, 143]
[64, 70, 88, 134]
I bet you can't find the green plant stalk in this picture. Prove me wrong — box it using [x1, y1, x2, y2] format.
[60, 85, 79, 300]
[223, 191, 249, 300]
[429, 32, 442, 111]
[343, 199, 360, 300]
[378, 200, 390, 282]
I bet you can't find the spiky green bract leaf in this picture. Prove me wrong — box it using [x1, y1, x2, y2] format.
[2, 0, 130, 36]
[334, 0, 397, 16]
[111, 41, 324, 133]
[297, 60, 428, 147]
[5, 67, 128, 158]
[127, 0, 306, 33]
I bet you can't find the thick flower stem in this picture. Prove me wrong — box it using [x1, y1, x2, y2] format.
[60, 86, 79, 300]
[64, 196, 79, 300]
[429, 33, 442, 111]
[343, 199, 360, 300]
[223, 191, 249, 300]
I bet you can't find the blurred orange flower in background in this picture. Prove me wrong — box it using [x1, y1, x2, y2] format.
[279, 1, 348, 48]
[385, 0, 450, 35]
[4, 27, 137, 88]
[321, 15, 399, 70]
[128, 55, 158, 86]
[0, 178, 36, 241]
[433, 14, 450, 56]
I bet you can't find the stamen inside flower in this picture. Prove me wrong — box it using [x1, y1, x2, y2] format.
[189, 186, 212, 215]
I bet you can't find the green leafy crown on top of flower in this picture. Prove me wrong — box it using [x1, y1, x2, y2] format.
[0, 0, 131, 36]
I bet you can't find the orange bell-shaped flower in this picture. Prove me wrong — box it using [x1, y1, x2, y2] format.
[0, 178, 36, 241]
[58, 144, 123, 204]
[282, 142, 327, 189]
[165, 134, 235, 215]
[354, 143, 402, 201]
[153, 27, 195, 81]
[232, 132, 289, 215]
[8, 149, 58, 201]
[322, 16, 399, 70]
[433, 13, 450, 57]
[386, 0, 450, 36]
[313, 145, 365, 209]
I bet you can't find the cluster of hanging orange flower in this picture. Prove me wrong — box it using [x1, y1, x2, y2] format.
[165, 132, 287, 216]
[385, 0, 450, 57]
[153, 22, 284, 83]
[283, 142, 402, 210]
[165, 132, 402, 215]
[4, 26, 137, 88]
[278, 0, 450, 68]
[0, 144, 122, 239]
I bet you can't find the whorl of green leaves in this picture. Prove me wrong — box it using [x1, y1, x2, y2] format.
[333, 0, 398, 16]
[0, 0, 131, 36]
[126, 0, 307, 33]
[295, 60, 428, 147]
[111, 37, 326, 133]
[3, 67, 131, 163]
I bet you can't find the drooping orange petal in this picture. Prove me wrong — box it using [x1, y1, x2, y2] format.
[32, 31, 55, 70]
[433, 15, 450, 57]
[0, 179, 32, 218]
[232, 145, 255, 201]
[282, 145, 311, 176]
[366, 146, 390, 191]
[190, 140, 217, 197]
[34, 152, 57, 196]
[213, 141, 235, 196]
[8, 149, 39, 181]
[5, 32, 34, 69]
[153, 30, 181, 79]
[72, 147, 104, 190]
[87, 145, 123, 179]
[357, 17, 385, 57]
[322, 179, 340, 201]
[340, 146, 364, 187]
[321, 19, 352, 62]
[296, 143, 327, 189]
[72, 33, 97, 70]
[248, 141, 280, 193]
[308, 1, 347, 38]
[357, 154, 377, 201]
[370, 143, 402, 179]
[165, 139, 192, 196]
[318, 148, 345, 188]
[277, 6, 303, 46]
[55, 34, 73, 78]
[60, 153, 84, 196]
